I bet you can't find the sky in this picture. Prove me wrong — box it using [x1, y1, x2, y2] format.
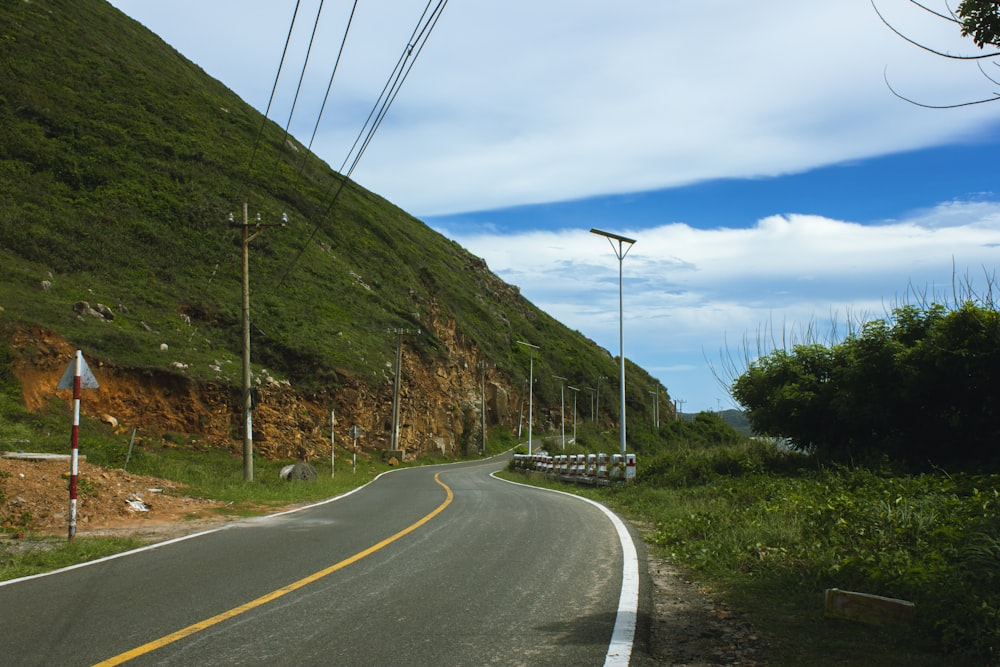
[106, 0, 1000, 413]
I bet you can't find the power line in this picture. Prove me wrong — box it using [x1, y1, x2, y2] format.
[263, 0, 327, 187]
[272, 0, 450, 289]
[296, 0, 359, 169]
[240, 0, 305, 203]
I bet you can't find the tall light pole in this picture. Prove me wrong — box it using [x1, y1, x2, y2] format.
[595, 375, 607, 425]
[230, 204, 286, 482]
[591, 228, 636, 455]
[553, 375, 568, 450]
[516, 341, 540, 455]
[649, 388, 660, 428]
[568, 385, 579, 445]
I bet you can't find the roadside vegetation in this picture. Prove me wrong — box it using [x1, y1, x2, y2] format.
[507, 289, 1000, 665]
[509, 414, 998, 666]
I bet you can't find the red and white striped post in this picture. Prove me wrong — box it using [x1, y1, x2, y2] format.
[68, 352, 81, 540]
[57, 350, 98, 541]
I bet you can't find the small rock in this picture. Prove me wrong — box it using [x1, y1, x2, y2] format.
[279, 462, 317, 482]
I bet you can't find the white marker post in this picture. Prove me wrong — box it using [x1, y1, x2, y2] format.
[57, 350, 99, 541]
[330, 410, 336, 479]
[349, 425, 361, 475]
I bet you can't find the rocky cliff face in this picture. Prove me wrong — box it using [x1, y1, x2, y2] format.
[9, 316, 523, 463]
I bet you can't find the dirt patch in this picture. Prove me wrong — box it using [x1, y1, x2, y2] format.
[0, 455, 230, 541]
[645, 557, 767, 666]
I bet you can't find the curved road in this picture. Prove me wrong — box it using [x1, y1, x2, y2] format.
[0, 455, 650, 665]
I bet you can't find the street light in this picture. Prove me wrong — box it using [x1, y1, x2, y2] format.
[516, 341, 540, 455]
[591, 228, 636, 455]
[595, 375, 607, 425]
[553, 375, 568, 450]
[648, 388, 660, 428]
[568, 385, 580, 445]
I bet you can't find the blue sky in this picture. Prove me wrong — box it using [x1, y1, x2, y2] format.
[107, 0, 1000, 413]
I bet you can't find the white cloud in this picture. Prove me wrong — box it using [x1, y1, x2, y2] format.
[110, 0, 1000, 216]
[435, 200, 1000, 411]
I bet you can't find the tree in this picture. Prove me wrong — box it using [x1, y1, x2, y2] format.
[957, 0, 1000, 48]
[732, 300, 1000, 470]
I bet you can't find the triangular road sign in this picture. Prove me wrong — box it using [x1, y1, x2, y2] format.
[57, 351, 99, 390]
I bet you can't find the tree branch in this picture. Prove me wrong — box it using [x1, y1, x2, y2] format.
[872, 0, 1000, 60]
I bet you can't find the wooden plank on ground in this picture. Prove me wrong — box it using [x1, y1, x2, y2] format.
[1, 452, 86, 462]
[824, 588, 916, 626]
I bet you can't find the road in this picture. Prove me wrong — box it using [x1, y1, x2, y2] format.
[0, 455, 648, 666]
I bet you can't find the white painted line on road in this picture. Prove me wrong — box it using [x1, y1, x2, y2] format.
[491, 473, 639, 666]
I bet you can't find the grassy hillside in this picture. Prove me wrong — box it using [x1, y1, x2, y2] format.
[0, 0, 670, 444]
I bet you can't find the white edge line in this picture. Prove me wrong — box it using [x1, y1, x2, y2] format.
[491, 472, 639, 667]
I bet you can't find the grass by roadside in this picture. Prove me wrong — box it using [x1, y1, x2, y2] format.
[501, 441, 998, 666]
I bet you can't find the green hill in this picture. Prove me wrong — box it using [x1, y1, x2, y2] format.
[0, 0, 671, 459]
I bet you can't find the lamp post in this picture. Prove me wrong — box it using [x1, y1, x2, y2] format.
[591, 228, 636, 455]
[516, 341, 540, 455]
[230, 204, 286, 482]
[568, 385, 579, 445]
[553, 375, 568, 450]
[649, 388, 660, 428]
[595, 375, 607, 425]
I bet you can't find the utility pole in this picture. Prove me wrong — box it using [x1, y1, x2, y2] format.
[389, 328, 421, 452]
[230, 203, 286, 482]
[517, 378, 528, 438]
[477, 360, 492, 455]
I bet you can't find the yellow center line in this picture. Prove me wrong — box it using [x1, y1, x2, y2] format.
[94, 472, 454, 666]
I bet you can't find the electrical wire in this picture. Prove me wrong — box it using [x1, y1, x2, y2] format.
[240, 0, 305, 204]
[296, 0, 359, 169]
[272, 0, 449, 290]
[263, 0, 327, 186]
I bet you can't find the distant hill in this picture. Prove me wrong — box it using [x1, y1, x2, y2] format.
[680, 409, 752, 437]
[0, 0, 670, 459]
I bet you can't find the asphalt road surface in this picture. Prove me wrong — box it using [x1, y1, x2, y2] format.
[0, 455, 648, 666]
